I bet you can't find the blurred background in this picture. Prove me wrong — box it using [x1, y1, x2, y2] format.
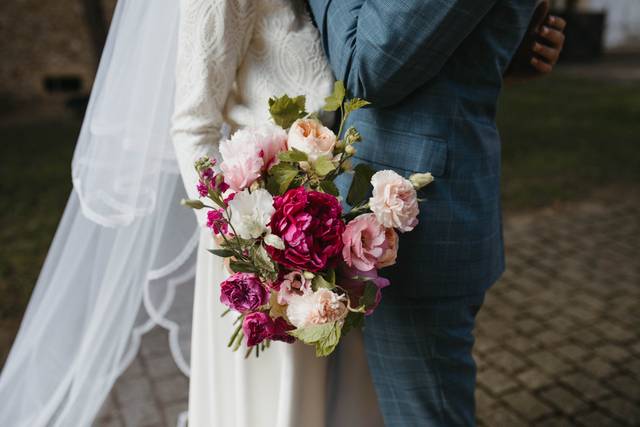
[0, 0, 638, 426]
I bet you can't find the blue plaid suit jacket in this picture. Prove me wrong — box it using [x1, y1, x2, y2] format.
[309, 0, 537, 297]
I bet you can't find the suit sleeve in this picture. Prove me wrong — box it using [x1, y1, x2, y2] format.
[309, 0, 497, 107]
[171, 0, 254, 225]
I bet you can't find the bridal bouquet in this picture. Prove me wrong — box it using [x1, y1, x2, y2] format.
[184, 82, 433, 357]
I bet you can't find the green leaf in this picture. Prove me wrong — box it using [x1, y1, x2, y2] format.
[359, 281, 379, 308]
[312, 274, 335, 291]
[229, 260, 257, 274]
[314, 156, 336, 177]
[268, 162, 299, 194]
[322, 81, 346, 111]
[207, 248, 235, 258]
[319, 180, 339, 196]
[290, 322, 335, 344]
[341, 311, 364, 336]
[252, 244, 276, 274]
[315, 321, 342, 357]
[278, 148, 308, 163]
[346, 163, 375, 206]
[344, 98, 371, 114]
[268, 95, 307, 129]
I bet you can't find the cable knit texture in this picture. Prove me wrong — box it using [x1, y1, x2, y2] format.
[171, 0, 334, 225]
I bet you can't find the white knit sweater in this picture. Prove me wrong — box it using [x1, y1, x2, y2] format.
[171, 0, 334, 214]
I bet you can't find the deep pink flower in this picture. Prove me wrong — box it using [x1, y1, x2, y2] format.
[220, 273, 268, 313]
[270, 317, 295, 343]
[242, 312, 273, 346]
[206, 209, 228, 235]
[338, 265, 390, 315]
[197, 181, 209, 197]
[267, 187, 345, 272]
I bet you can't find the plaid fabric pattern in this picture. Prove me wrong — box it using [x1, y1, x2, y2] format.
[310, 0, 537, 297]
[308, 1, 537, 424]
[363, 293, 486, 426]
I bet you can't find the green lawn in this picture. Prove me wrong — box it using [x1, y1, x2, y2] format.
[1, 73, 639, 362]
[498, 74, 640, 209]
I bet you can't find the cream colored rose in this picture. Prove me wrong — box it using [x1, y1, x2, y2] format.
[286, 288, 348, 328]
[287, 118, 337, 161]
[369, 170, 419, 233]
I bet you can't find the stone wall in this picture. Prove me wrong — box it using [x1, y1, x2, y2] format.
[0, 0, 116, 105]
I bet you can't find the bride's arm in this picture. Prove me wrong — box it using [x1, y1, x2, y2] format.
[171, 0, 255, 224]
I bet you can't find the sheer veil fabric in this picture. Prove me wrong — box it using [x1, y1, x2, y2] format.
[0, 1, 198, 425]
[0, 1, 384, 426]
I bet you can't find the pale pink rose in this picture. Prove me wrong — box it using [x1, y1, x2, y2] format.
[286, 288, 348, 328]
[342, 213, 386, 271]
[219, 125, 287, 191]
[376, 227, 399, 269]
[276, 271, 312, 305]
[287, 118, 336, 161]
[369, 170, 419, 233]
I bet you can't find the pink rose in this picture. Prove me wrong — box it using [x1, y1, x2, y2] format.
[376, 227, 399, 269]
[342, 213, 388, 271]
[286, 288, 348, 328]
[287, 118, 336, 161]
[267, 187, 345, 272]
[369, 170, 419, 233]
[276, 271, 312, 305]
[220, 125, 287, 191]
[220, 273, 269, 313]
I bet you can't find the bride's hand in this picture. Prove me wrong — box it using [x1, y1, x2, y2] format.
[530, 15, 567, 74]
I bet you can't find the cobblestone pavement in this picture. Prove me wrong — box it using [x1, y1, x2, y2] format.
[95, 191, 640, 427]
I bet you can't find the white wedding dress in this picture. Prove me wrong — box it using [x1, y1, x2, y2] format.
[171, 1, 383, 426]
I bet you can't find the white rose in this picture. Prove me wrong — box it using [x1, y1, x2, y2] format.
[287, 118, 337, 161]
[369, 170, 420, 233]
[227, 188, 275, 239]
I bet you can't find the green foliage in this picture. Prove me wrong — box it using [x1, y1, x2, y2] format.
[290, 321, 343, 357]
[347, 163, 375, 206]
[322, 81, 346, 112]
[342, 311, 365, 336]
[267, 162, 299, 195]
[268, 95, 307, 129]
[229, 260, 258, 274]
[207, 248, 235, 258]
[312, 270, 336, 291]
[360, 281, 379, 309]
[278, 148, 308, 163]
[251, 244, 277, 281]
[344, 98, 371, 115]
[319, 180, 339, 196]
[313, 156, 336, 177]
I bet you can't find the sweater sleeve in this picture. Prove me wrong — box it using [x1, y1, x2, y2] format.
[171, 0, 255, 225]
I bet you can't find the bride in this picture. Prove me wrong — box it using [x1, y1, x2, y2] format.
[0, 0, 382, 426]
[172, 1, 382, 426]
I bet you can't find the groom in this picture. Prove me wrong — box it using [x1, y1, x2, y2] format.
[308, 1, 563, 425]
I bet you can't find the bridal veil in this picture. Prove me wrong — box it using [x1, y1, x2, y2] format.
[0, 1, 199, 425]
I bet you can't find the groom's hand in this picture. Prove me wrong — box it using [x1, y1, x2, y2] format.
[530, 15, 567, 74]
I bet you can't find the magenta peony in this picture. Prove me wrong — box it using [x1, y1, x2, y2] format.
[220, 273, 269, 313]
[267, 187, 345, 272]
